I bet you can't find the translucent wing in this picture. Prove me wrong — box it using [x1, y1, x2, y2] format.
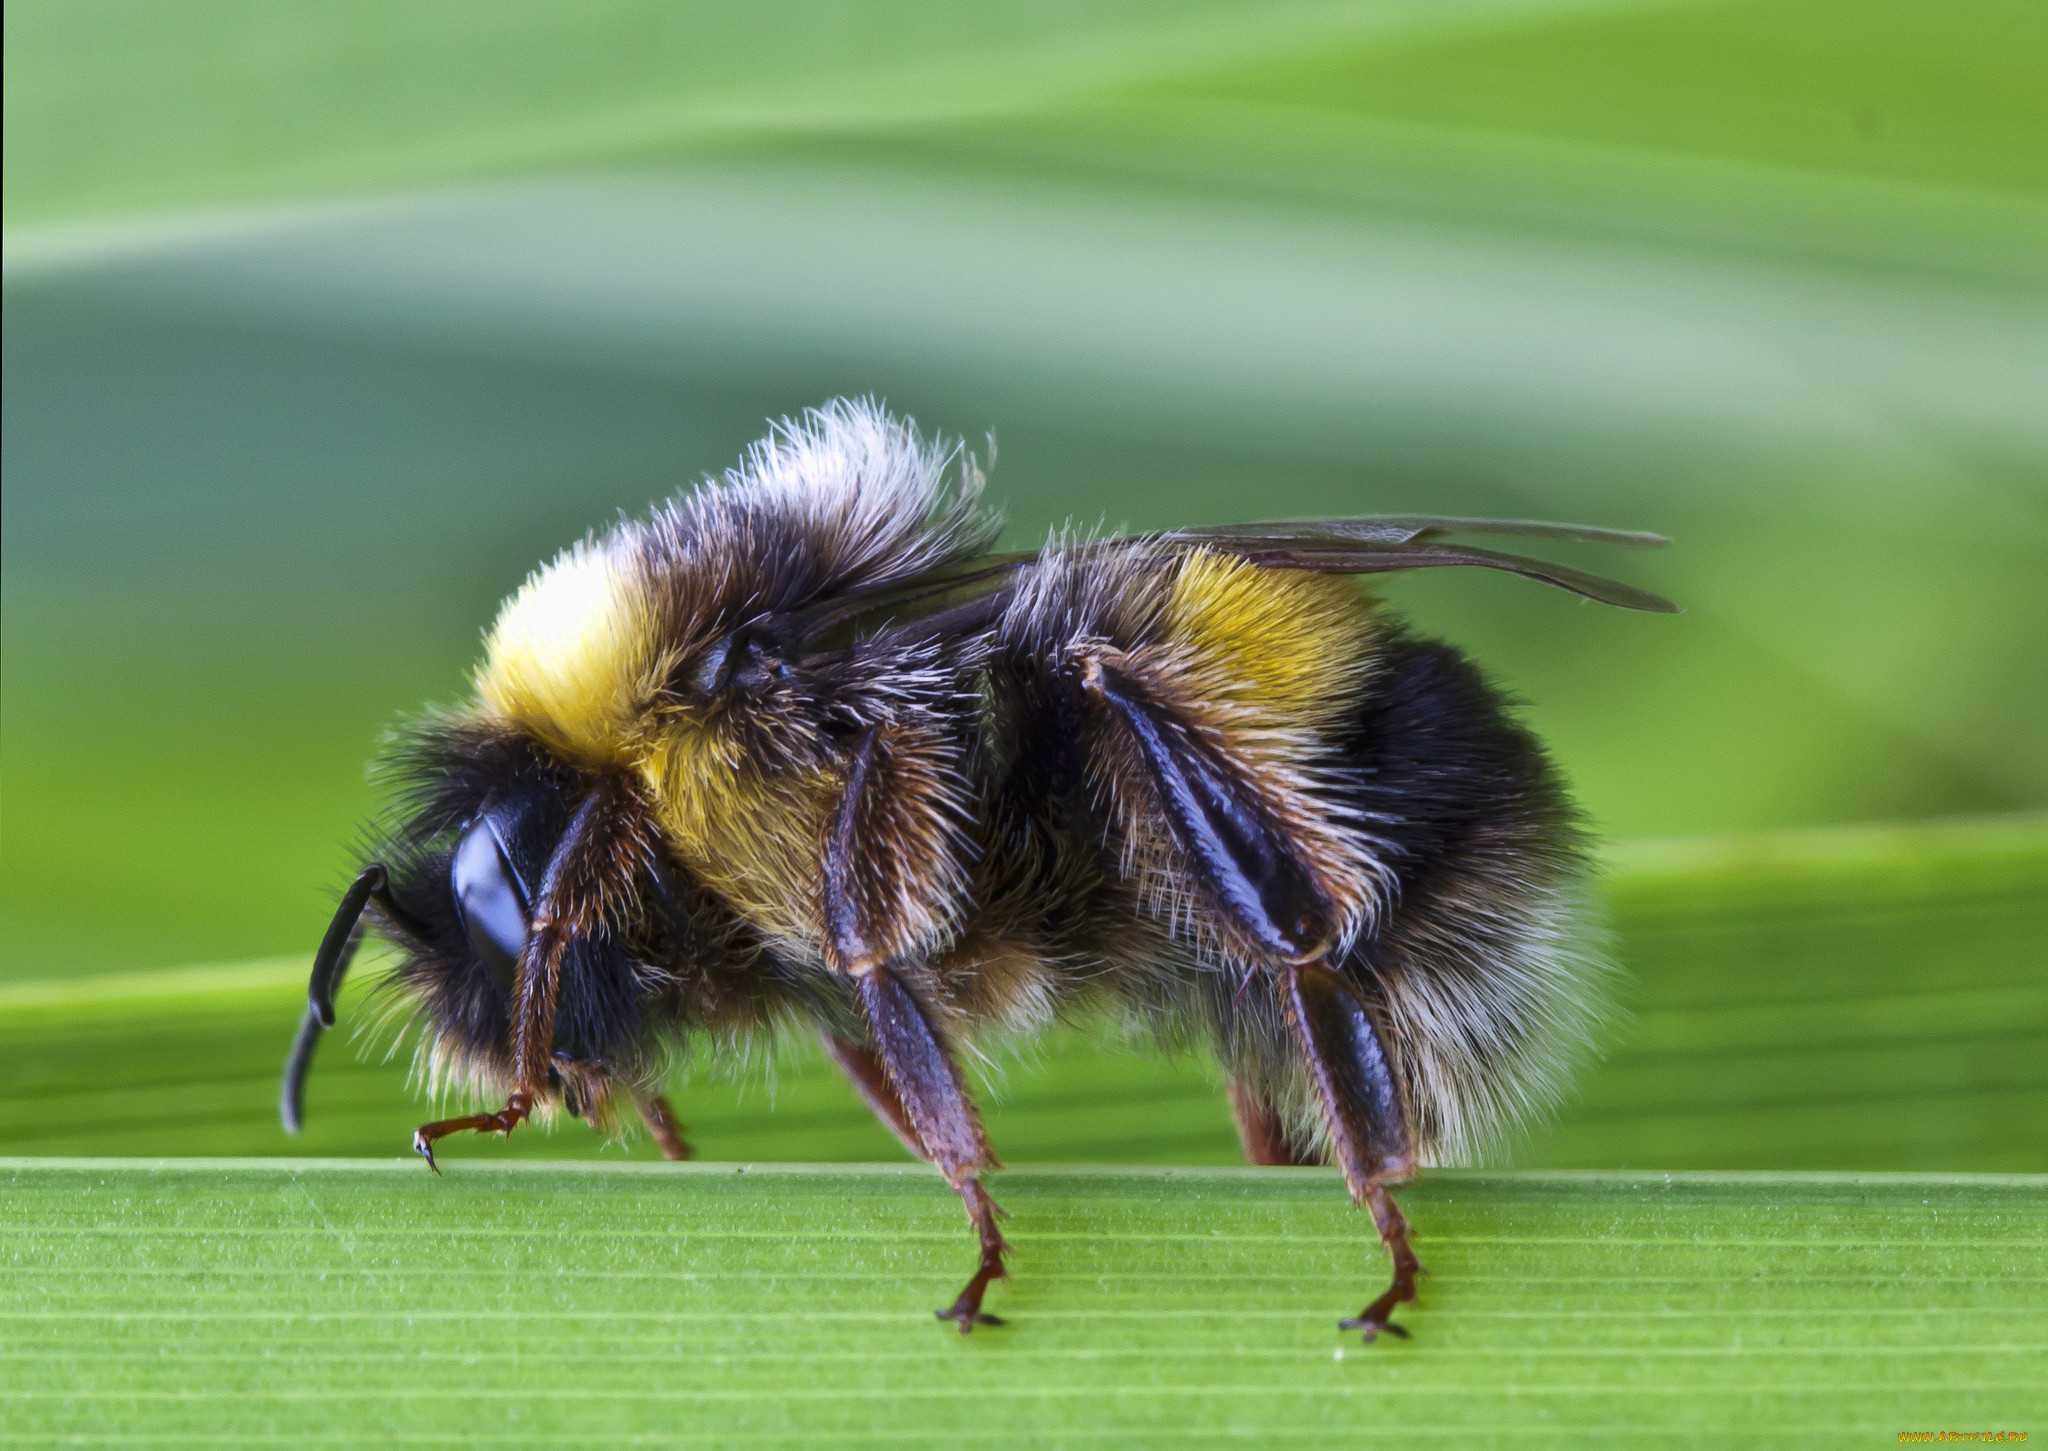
[798, 514, 1676, 642]
[1162, 522, 1677, 613]
[1171, 514, 1668, 550]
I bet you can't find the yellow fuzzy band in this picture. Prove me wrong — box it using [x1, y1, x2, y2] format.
[476, 539, 653, 769]
[474, 537, 834, 947]
[1163, 549, 1375, 726]
[641, 727, 837, 946]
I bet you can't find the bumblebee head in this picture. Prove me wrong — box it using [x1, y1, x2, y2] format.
[280, 720, 680, 1139]
[283, 400, 1003, 1143]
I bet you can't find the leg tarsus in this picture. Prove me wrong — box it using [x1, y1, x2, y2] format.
[1337, 1180, 1421, 1342]
[412, 1092, 532, 1173]
[849, 967, 1011, 1333]
[934, 1178, 1009, 1333]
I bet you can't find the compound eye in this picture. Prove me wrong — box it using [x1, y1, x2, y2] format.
[449, 814, 531, 986]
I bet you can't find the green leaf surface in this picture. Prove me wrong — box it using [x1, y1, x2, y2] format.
[1, 1160, 2042, 1445]
[3, 818, 2043, 1172]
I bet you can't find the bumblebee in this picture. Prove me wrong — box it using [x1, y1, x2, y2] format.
[282, 398, 1673, 1339]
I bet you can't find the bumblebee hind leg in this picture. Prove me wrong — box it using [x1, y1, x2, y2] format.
[1285, 961, 1422, 1341]
[1228, 1078, 1320, 1167]
[1077, 652, 1422, 1339]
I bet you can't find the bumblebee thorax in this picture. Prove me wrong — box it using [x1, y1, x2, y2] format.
[640, 721, 836, 949]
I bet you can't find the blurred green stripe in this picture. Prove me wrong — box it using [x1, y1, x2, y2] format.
[5, 0, 1669, 239]
[4, 818, 2041, 1169]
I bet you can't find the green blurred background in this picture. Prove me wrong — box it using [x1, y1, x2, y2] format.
[4, 1, 2044, 1164]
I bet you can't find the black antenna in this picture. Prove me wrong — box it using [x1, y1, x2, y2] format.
[280, 865, 390, 1135]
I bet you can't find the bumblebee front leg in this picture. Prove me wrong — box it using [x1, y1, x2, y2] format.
[413, 1094, 532, 1174]
[409, 915, 564, 1170]
[412, 785, 628, 1171]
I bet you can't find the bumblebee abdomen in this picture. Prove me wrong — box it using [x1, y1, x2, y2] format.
[1160, 548, 1378, 732]
[1328, 631, 1603, 1165]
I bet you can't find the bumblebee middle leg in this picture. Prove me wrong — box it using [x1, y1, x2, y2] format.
[635, 1092, 693, 1161]
[822, 1031, 924, 1159]
[849, 967, 1009, 1332]
[821, 725, 1008, 1331]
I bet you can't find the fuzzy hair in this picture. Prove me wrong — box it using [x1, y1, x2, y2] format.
[637, 396, 1002, 666]
[998, 538, 1396, 967]
[333, 399, 1621, 1174]
[1329, 632, 1607, 1165]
